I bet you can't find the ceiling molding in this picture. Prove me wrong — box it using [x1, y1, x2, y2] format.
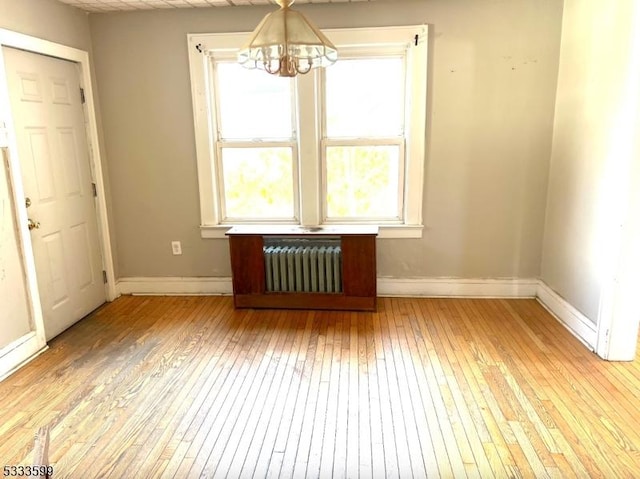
[58, 0, 374, 13]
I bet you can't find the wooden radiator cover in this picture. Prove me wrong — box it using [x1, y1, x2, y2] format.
[226, 226, 378, 311]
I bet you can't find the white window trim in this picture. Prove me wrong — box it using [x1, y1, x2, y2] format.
[187, 26, 428, 239]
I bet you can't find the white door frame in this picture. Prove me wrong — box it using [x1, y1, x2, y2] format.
[594, 104, 640, 361]
[594, 156, 640, 360]
[0, 143, 46, 380]
[0, 32, 116, 343]
[593, 6, 640, 361]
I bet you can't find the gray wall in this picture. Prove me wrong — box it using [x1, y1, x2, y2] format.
[0, 0, 91, 49]
[541, 0, 640, 324]
[89, 0, 563, 279]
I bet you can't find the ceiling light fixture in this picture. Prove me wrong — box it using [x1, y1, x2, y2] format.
[238, 0, 338, 77]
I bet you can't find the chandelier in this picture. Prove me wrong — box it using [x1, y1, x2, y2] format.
[238, 0, 338, 77]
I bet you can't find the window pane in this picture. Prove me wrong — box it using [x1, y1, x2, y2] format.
[325, 145, 400, 219]
[216, 63, 293, 139]
[221, 147, 295, 219]
[325, 58, 404, 138]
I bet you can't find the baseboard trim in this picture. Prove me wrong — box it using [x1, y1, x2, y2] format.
[535, 281, 597, 350]
[116, 277, 233, 296]
[377, 277, 539, 298]
[116, 276, 538, 298]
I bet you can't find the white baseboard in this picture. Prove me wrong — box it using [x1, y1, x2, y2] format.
[535, 281, 597, 350]
[116, 277, 233, 296]
[377, 277, 539, 298]
[116, 276, 538, 298]
[0, 333, 48, 382]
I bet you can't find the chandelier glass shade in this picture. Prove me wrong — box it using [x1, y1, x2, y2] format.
[238, 0, 338, 77]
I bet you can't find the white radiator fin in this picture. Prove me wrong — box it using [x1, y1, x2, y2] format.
[264, 245, 342, 293]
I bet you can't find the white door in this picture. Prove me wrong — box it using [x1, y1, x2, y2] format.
[3, 47, 105, 340]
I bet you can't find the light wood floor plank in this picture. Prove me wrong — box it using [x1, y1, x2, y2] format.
[286, 313, 326, 478]
[193, 309, 285, 477]
[403, 305, 455, 478]
[238, 311, 305, 478]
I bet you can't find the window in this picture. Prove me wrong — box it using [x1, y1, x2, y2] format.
[188, 26, 428, 238]
[214, 62, 298, 221]
[323, 56, 405, 222]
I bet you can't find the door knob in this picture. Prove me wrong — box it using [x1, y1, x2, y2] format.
[28, 218, 40, 230]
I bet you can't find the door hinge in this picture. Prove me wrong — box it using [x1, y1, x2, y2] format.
[103, 270, 108, 284]
[80, 87, 86, 104]
[92, 182, 97, 197]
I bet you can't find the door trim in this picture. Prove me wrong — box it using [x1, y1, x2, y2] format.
[0, 29, 117, 305]
[0, 145, 47, 377]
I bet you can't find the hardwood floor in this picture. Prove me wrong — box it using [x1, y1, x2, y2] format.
[1, 296, 640, 478]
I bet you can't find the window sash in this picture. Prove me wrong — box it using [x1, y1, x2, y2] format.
[210, 57, 298, 142]
[321, 138, 405, 222]
[320, 53, 408, 140]
[210, 53, 299, 223]
[319, 50, 408, 223]
[215, 141, 300, 223]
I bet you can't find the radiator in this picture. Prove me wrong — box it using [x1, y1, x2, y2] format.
[264, 244, 342, 293]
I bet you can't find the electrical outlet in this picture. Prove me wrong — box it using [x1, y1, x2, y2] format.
[171, 241, 182, 255]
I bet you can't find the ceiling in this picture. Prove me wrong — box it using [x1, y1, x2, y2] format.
[58, 0, 373, 13]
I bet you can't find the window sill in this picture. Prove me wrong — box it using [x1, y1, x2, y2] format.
[200, 224, 423, 239]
